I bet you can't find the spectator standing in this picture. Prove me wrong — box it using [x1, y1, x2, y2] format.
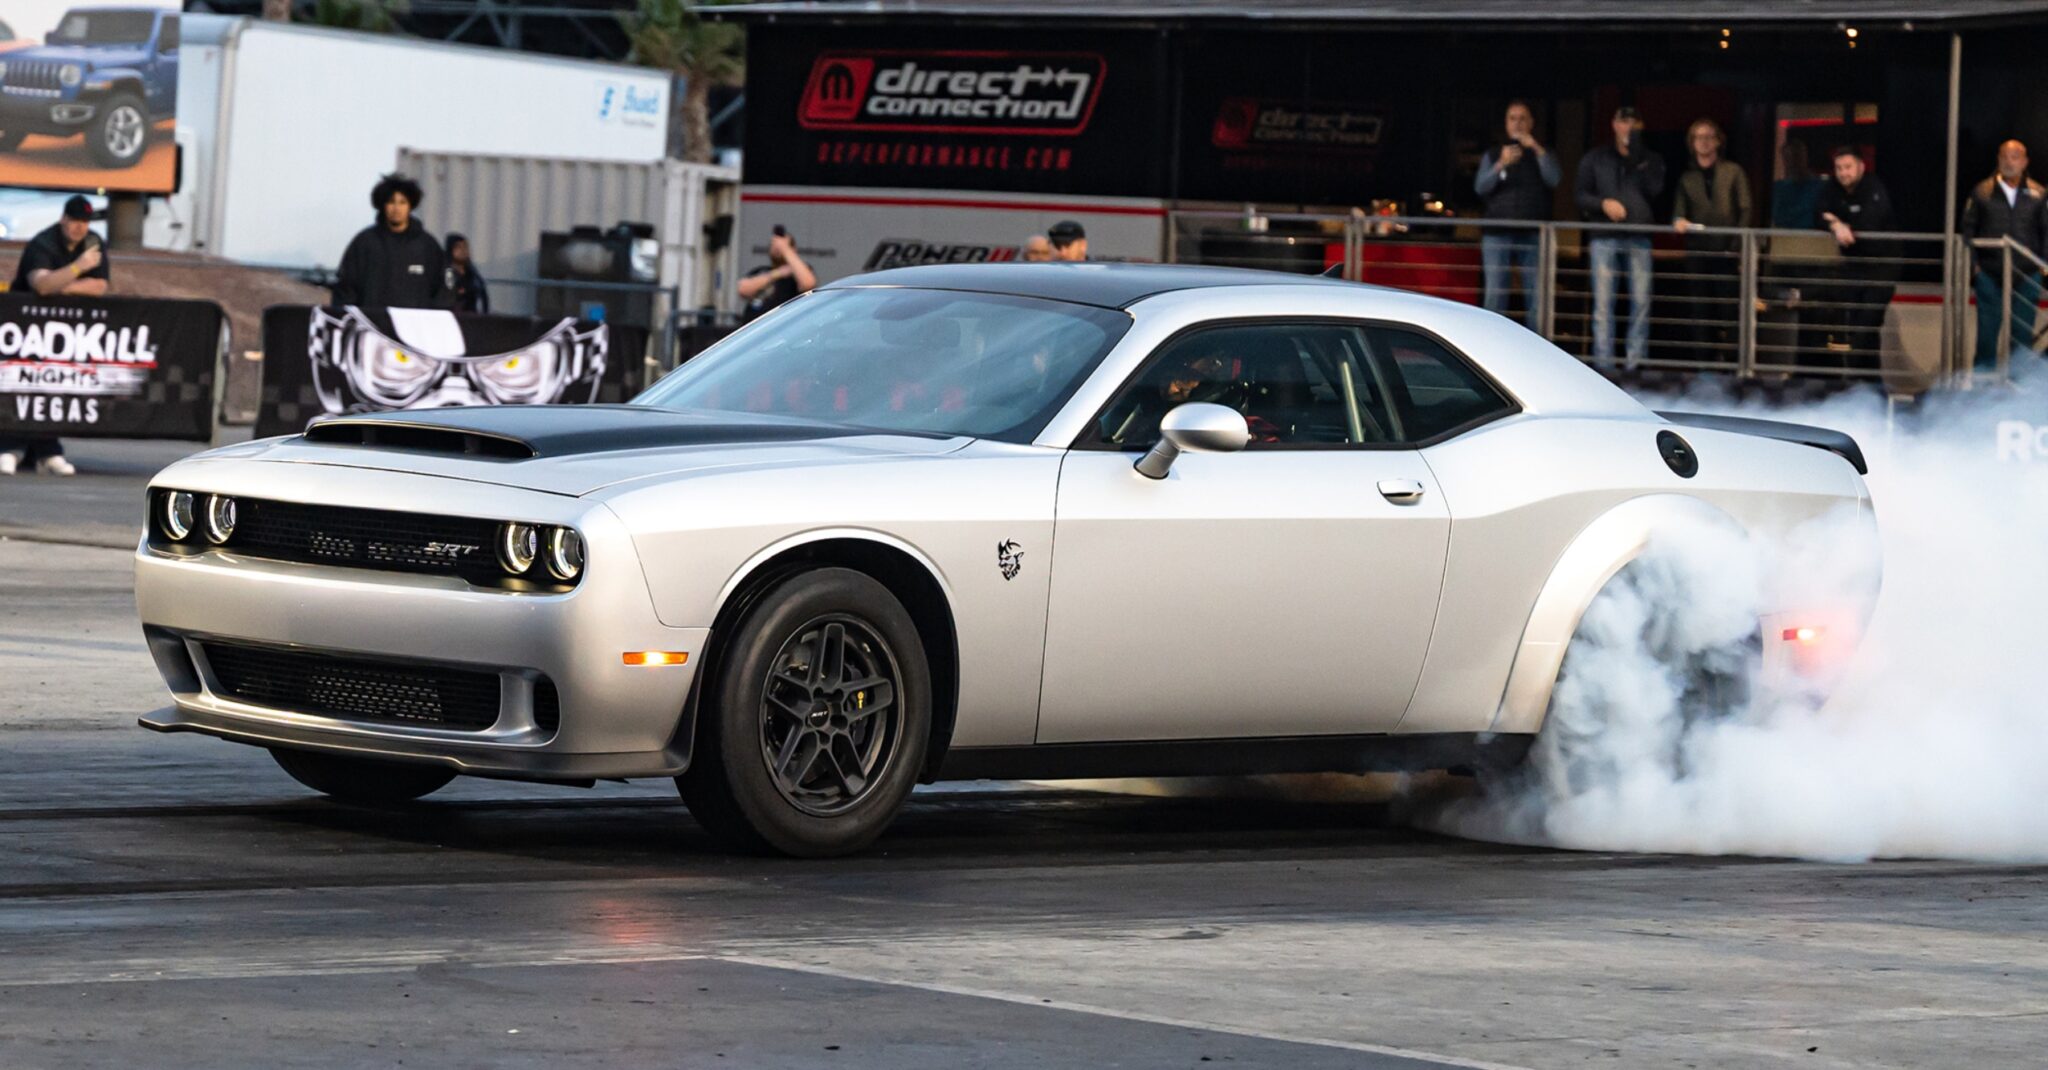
[1815, 147, 1899, 372]
[445, 233, 490, 314]
[1022, 235, 1054, 262]
[333, 173, 451, 309]
[1048, 220, 1088, 261]
[1672, 118, 1753, 359]
[738, 226, 815, 323]
[1575, 106, 1666, 368]
[1771, 141, 1825, 230]
[0, 194, 105, 476]
[1474, 101, 1561, 319]
[1960, 139, 2048, 372]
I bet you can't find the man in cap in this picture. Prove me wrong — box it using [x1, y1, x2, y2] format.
[1048, 220, 1088, 261]
[1574, 105, 1667, 368]
[333, 172, 452, 309]
[1, 194, 105, 475]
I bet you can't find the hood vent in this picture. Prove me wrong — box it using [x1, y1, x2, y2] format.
[302, 419, 536, 460]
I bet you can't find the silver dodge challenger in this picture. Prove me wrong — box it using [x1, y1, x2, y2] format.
[135, 264, 1878, 856]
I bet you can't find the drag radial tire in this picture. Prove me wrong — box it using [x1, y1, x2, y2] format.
[270, 748, 456, 805]
[679, 568, 931, 857]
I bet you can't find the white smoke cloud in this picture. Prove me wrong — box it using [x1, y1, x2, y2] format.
[1428, 362, 2048, 863]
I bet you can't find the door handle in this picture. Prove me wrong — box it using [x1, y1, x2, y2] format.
[1377, 478, 1426, 505]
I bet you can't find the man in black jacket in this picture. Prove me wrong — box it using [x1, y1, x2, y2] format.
[1816, 147, 1899, 372]
[332, 173, 452, 309]
[1474, 101, 1560, 320]
[1961, 140, 2048, 372]
[1574, 106, 1666, 368]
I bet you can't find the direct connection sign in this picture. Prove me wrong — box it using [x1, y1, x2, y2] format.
[799, 51, 1107, 137]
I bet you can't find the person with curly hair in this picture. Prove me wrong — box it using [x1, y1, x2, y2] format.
[332, 172, 452, 309]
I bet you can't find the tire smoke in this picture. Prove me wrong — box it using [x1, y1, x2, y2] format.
[1428, 365, 2048, 862]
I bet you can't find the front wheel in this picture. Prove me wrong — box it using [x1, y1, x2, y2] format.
[87, 94, 148, 168]
[271, 747, 456, 805]
[679, 568, 930, 857]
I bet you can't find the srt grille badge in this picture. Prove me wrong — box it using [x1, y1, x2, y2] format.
[423, 541, 479, 557]
[996, 539, 1024, 581]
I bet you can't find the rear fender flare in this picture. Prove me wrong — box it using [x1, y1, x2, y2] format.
[1489, 494, 1745, 736]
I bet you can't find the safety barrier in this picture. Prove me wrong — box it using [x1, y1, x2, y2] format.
[1168, 209, 2040, 392]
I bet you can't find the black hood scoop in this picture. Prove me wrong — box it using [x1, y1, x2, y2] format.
[301, 405, 939, 461]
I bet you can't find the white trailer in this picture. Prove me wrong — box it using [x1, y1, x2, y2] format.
[147, 16, 670, 268]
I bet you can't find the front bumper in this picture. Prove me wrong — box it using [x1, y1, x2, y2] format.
[0, 94, 93, 133]
[134, 461, 708, 781]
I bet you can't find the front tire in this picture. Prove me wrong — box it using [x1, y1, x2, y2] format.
[679, 568, 930, 857]
[271, 747, 456, 805]
[87, 94, 148, 168]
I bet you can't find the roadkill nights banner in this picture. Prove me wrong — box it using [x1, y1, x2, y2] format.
[0, 294, 222, 440]
[255, 306, 649, 438]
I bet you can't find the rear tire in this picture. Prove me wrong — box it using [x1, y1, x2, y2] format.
[679, 568, 930, 857]
[271, 747, 456, 805]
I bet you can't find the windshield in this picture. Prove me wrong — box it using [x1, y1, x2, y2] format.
[51, 11, 155, 44]
[633, 287, 1131, 442]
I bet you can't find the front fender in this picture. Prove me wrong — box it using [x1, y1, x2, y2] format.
[79, 71, 144, 99]
[1489, 494, 1746, 736]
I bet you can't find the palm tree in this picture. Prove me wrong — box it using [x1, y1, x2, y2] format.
[621, 0, 744, 163]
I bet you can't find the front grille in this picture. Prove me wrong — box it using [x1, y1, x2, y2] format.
[203, 642, 504, 731]
[227, 498, 506, 586]
[2, 61, 67, 94]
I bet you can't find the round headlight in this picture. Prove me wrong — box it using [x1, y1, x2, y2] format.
[59, 64, 82, 88]
[545, 527, 584, 582]
[203, 495, 237, 545]
[498, 523, 539, 575]
[160, 491, 195, 541]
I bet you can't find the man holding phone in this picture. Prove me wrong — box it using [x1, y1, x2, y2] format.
[12, 195, 109, 298]
[1474, 101, 1561, 319]
[737, 225, 817, 323]
[1, 195, 105, 475]
[1574, 106, 1667, 369]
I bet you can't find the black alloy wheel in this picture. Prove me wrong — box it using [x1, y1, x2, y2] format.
[679, 567, 930, 857]
[759, 616, 902, 816]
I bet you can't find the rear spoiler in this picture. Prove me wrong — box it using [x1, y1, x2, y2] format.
[1655, 411, 1868, 475]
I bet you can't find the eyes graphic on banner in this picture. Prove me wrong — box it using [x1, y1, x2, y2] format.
[305, 306, 608, 415]
[257, 305, 646, 438]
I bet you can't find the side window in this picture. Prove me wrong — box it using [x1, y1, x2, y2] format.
[1081, 317, 1400, 446]
[1355, 326, 1513, 443]
[158, 15, 178, 51]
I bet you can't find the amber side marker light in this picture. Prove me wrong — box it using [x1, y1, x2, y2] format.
[623, 651, 690, 667]
[1783, 626, 1826, 644]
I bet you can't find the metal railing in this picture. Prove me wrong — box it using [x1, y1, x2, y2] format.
[1167, 209, 2038, 392]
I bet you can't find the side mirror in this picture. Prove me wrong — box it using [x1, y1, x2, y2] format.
[1135, 402, 1249, 479]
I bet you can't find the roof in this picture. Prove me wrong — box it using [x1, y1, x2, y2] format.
[719, 0, 2048, 26]
[819, 262, 1351, 310]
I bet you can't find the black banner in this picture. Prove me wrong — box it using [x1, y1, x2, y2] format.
[0, 293, 221, 441]
[744, 25, 1170, 197]
[255, 306, 649, 439]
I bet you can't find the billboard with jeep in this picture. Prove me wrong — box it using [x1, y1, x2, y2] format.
[0, 6, 178, 194]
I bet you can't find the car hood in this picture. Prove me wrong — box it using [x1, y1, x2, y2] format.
[201, 405, 970, 497]
[10, 44, 145, 65]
